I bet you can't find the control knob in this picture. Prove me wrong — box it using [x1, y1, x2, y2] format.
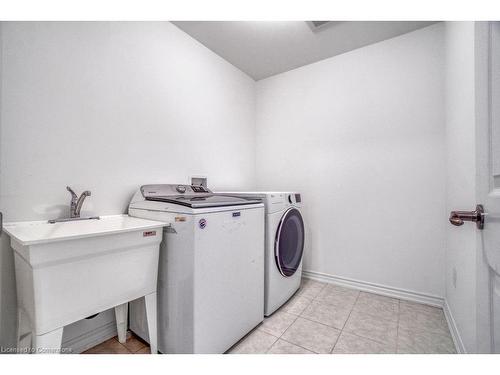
[176, 185, 186, 194]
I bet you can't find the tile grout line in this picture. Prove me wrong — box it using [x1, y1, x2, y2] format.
[333, 291, 402, 350]
[300, 281, 344, 353]
[297, 314, 346, 331]
[340, 291, 360, 331]
[131, 345, 148, 353]
[340, 326, 398, 348]
[303, 281, 377, 353]
[276, 309, 300, 338]
[113, 337, 134, 354]
[330, 290, 361, 353]
[264, 335, 280, 353]
[263, 282, 315, 353]
[267, 280, 326, 354]
[277, 337, 317, 354]
[350, 295, 401, 322]
[310, 281, 327, 303]
[280, 308, 342, 353]
[398, 302, 455, 340]
[265, 304, 302, 353]
[297, 312, 350, 331]
[337, 330, 394, 348]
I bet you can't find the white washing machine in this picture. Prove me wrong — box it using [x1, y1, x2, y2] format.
[128, 184, 265, 353]
[220, 192, 304, 316]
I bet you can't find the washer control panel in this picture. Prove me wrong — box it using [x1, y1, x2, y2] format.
[141, 184, 212, 198]
[191, 185, 208, 193]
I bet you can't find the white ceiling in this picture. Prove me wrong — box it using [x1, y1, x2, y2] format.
[172, 21, 437, 80]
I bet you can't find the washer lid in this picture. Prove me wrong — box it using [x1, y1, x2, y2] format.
[146, 195, 261, 208]
[141, 184, 260, 208]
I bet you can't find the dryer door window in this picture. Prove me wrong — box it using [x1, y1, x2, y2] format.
[275, 208, 305, 277]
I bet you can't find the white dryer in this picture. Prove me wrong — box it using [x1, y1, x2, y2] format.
[220, 192, 304, 316]
[128, 184, 265, 353]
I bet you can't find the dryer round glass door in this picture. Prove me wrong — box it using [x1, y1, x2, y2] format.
[275, 208, 305, 277]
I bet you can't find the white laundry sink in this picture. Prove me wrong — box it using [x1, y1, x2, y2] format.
[3, 214, 168, 354]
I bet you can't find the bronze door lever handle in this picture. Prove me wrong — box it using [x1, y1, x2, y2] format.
[449, 204, 485, 230]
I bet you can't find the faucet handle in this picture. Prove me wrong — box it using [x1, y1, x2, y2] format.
[66, 186, 78, 200]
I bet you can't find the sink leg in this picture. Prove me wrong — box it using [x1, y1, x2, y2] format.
[17, 308, 32, 353]
[114, 303, 129, 344]
[144, 292, 157, 354]
[33, 328, 63, 354]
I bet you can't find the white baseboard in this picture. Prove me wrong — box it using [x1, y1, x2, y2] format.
[62, 321, 117, 354]
[443, 300, 466, 354]
[302, 270, 444, 307]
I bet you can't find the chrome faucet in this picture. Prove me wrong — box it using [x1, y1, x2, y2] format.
[47, 187, 99, 224]
[67, 186, 91, 218]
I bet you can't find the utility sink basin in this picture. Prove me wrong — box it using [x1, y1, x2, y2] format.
[5, 214, 162, 246]
[3, 214, 168, 354]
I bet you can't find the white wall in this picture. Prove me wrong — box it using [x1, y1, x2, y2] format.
[255, 23, 447, 297]
[1, 20, 483, 353]
[0, 21, 256, 351]
[444, 21, 478, 353]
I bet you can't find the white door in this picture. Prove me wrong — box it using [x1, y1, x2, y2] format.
[473, 21, 500, 353]
[449, 21, 500, 354]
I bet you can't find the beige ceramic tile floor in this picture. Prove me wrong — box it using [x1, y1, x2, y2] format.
[228, 279, 456, 354]
[84, 279, 456, 354]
